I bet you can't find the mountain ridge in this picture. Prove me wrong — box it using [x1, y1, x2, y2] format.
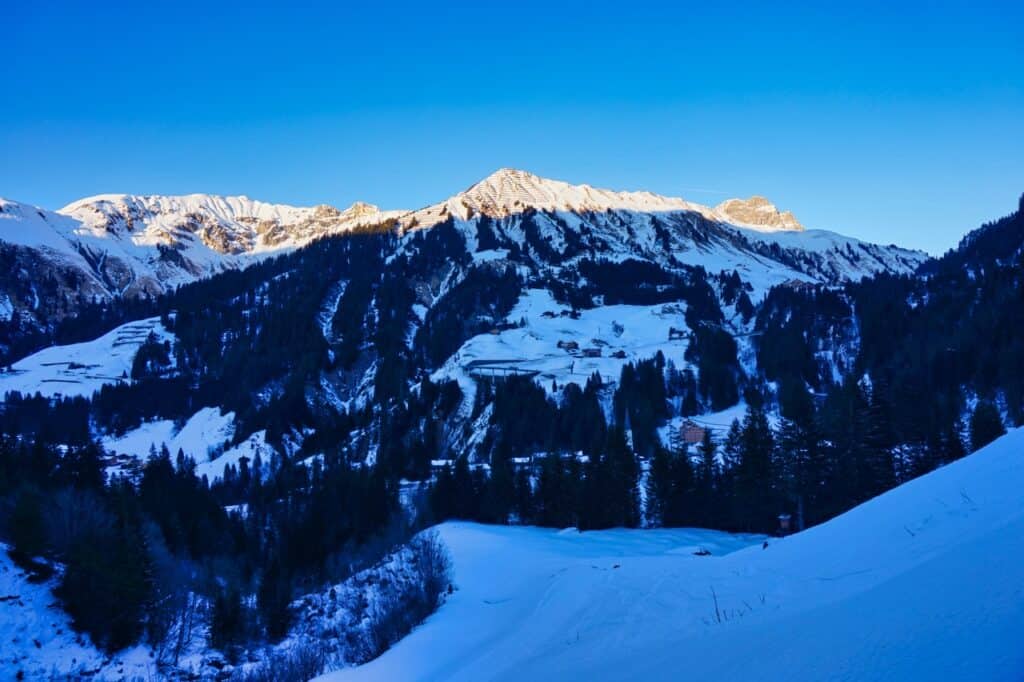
[404, 168, 807, 234]
[0, 170, 928, 362]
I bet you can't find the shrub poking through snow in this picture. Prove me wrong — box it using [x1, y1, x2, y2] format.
[265, 530, 454, 674]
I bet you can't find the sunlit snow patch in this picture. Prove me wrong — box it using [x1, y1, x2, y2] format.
[0, 317, 173, 399]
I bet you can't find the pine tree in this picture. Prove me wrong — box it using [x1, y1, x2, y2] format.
[645, 446, 672, 527]
[603, 426, 641, 528]
[210, 585, 246, 651]
[451, 456, 478, 519]
[430, 463, 456, 521]
[257, 556, 292, 641]
[9, 487, 46, 563]
[481, 455, 514, 524]
[537, 455, 576, 527]
[734, 406, 776, 533]
[693, 428, 719, 528]
[664, 439, 695, 526]
[776, 379, 828, 528]
[719, 419, 743, 529]
[969, 400, 1005, 452]
[512, 466, 535, 523]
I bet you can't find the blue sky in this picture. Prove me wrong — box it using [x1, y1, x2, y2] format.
[3, 1, 1021, 254]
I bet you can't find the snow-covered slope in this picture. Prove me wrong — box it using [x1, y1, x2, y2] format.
[102, 406, 273, 481]
[432, 289, 696, 403]
[0, 317, 172, 398]
[324, 427, 1024, 681]
[0, 545, 155, 679]
[426, 168, 700, 220]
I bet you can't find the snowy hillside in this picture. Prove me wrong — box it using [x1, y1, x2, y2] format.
[102, 406, 272, 481]
[0, 545, 155, 679]
[0, 317, 172, 398]
[434, 288, 697, 400]
[324, 427, 1024, 681]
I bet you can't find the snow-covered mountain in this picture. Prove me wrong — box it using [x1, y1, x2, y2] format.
[0, 177, 1019, 681]
[0, 194, 402, 333]
[414, 167, 702, 220]
[411, 168, 803, 232]
[0, 170, 926, 362]
[400, 169, 926, 291]
[60, 193, 400, 259]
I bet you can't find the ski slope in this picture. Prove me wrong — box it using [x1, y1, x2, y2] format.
[323, 428, 1024, 681]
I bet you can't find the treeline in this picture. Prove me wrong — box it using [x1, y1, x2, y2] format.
[755, 194, 1024, 433]
[428, 377, 1007, 535]
[468, 353, 739, 469]
[429, 425, 639, 530]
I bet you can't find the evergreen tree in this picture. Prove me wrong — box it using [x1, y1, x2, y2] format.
[645, 446, 673, 527]
[257, 556, 292, 641]
[210, 585, 246, 651]
[537, 455, 578, 528]
[693, 428, 719, 528]
[580, 427, 639, 529]
[512, 466, 535, 523]
[775, 378, 827, 529]
[734, 406, 776, 533]
[719, 419, 743, 529]
[9, 487, 46, 563]
[970, 400, 1006, 452]
[480, 455, 515, 524]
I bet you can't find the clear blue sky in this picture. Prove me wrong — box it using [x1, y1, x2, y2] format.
[3, 1, 1022, 254]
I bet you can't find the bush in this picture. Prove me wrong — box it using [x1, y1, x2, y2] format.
[410, 530, 453, 612]
[362, 530, 453, 663]
[231, 641, 326, 682]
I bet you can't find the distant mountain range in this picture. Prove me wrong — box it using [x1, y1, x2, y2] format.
[0, 169, 926, 338]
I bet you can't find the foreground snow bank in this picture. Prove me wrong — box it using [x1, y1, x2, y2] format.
[325, 428, 1024, 681]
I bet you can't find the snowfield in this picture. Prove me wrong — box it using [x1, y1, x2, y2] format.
[102, 407, 272, 481]
[324, 428, 1024, 681]
[0, 317, 173, 398]
[433, 289, 696, 397]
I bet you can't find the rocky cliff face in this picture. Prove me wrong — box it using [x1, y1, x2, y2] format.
[714, 196, 804, 232]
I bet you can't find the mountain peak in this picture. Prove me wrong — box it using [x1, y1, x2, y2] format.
[438, 168, 693, 221]
[714, 196, 803, 232]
